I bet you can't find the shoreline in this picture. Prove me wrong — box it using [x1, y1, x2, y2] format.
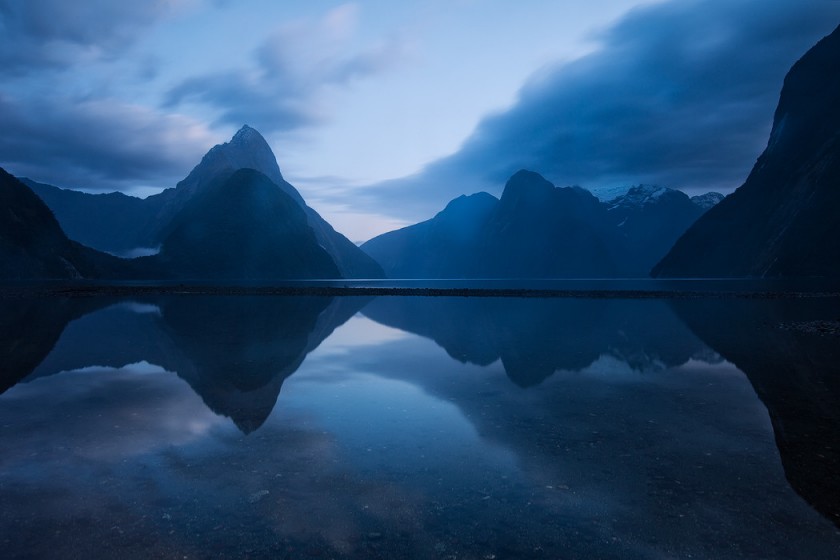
[2, 284, 839, 299]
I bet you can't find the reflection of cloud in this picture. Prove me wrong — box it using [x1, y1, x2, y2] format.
[165, 4, 410, 133]
[116, 302, 163, 316]
[1, 364, 229, 462]
[357, 0, 840, 221]
[2, 324, 839, 558]
[310, 315, 410, 357]
[329, 334, 840, 557]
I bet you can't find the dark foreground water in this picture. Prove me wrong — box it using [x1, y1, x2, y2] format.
[1, 294, 839, 559]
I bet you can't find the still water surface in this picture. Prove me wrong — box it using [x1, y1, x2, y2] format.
[1, 295, 839, 559]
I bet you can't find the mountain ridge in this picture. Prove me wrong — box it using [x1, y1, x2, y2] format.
[363, 170, 720, 278]
[653, 24, 840, 278]
[22, 125, 383, 279]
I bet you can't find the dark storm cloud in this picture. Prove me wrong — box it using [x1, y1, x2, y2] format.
[0, 0, 178, 75]
[0, 94, 215, 191]
[164, 14, 407, 133]
[363, 0, 840, 220]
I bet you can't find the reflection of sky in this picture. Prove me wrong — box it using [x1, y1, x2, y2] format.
[1, 305, 840, 558]
[311, 313, 409, 357]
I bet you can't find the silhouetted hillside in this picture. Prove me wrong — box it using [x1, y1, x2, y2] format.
[0, 168, 136, 279]
[654, 25, 840, 277]
[148, 168, 340, 280]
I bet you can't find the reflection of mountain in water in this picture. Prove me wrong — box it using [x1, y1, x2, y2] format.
[673, 298, 840, 528]
[363, 297, 714, 386]
[6, 295, 364, 433]
[162, 296, 362, 432]
[0, 296, 114, 393]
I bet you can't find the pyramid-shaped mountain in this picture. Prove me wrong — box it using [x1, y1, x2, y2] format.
[25, 126, 383, 279]
[147, 168, 340, 279]
[0, 167, 136, 279]
[653, 24, 840, 277]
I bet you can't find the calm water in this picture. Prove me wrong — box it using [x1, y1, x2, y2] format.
[1, 294, 839, 559]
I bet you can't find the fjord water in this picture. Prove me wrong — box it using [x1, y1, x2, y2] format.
[1, 295, 839, 559]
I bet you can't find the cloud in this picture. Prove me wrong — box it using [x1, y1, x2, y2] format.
[360, 0, 840, 221]
[165, 3, 409, 133]
[0, 93, 219, 191]
[0, 0, 185, 75]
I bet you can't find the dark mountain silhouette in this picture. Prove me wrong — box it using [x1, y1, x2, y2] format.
[148, 125, 382, 277]
[23, 178, 157, 257]
[363, 296, 711, 387]
[604, 185, 709, 276]
[145, 168, 340, 280]
[24, 126, 383, 278]
[363, 171, 720, 278]
[362, 192, 498, 278]
[654, 25, 840, 277]
[0, 296, 114, 393]
[479, 170, 622, 277]
[363, 171, 622, 278]
[673, 298, 840, 527]
[0, 168, 137, 279]
[8, 294, 365, 433]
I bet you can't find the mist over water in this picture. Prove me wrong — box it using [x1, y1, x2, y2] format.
[1, 294, 839, 559]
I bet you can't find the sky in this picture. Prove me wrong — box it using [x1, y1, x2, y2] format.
[1, 0, 839, 241]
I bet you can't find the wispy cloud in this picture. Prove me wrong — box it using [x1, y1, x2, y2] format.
[165, 3, 410, 133]
[359, 0, 840, 221]
[0, 0, 186, 75]
[0, 93, 218, 190]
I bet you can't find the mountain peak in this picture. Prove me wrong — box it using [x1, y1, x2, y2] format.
[229, 124, 266, 148]
[500, 169, 555, 207]
[172, 124, 289, 204]
[690, 192, 724, 210]
[608, 184, 685, 209]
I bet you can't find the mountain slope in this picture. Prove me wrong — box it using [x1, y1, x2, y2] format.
[363, 170, 626, 278]
[478, 170, 622, 277]
[148, 168, 340, 280]
[0, 168, 135, 279]
[23, 126, 383, 278]
[653, 25, 840, 277]
[170, 126, 381, 278]
[363, 171, 720, 279]
[362, 192, 498, 278]
[605, 185, 708, 276]
[24, 179, 156, 257]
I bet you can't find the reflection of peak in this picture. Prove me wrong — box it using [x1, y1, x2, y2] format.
[0, 297, 113, 393]
[673, 298, 840, 527]
[363, 297, 707, 388]
[12, 295, 367, 435]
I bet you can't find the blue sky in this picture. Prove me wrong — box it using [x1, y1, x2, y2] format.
[1, 1, 839, 241]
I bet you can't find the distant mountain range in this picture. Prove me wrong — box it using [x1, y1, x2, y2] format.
[2, 24, 839, 281]
[654, 23, 840, 277]
[11, 125, 383, 280]
[0, 168, 139, 279]
[362, 172, 719, 278]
